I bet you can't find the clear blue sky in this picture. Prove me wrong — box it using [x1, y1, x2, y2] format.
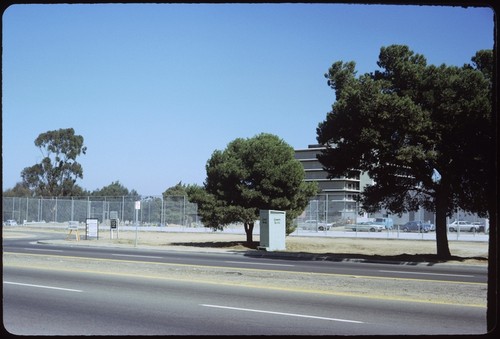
[2, 3, 494, 196]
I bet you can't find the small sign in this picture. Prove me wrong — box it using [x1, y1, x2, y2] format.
[135, 201, 141, 210]
[86, 218, 99, 239]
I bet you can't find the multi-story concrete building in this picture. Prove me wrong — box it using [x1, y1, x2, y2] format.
[294, 144, 372, 224]
[294, 144, 487, 229]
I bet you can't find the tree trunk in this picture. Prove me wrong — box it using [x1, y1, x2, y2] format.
[244, 222, 254, 243]
[435, 184, 451, 259]
[434, 206, 451, 259]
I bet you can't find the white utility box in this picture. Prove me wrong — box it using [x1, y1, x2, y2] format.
[259, 210, 286, 251]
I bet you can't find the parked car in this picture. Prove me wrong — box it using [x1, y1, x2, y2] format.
[317, 222, 332, 231]
[299, 220, 332, 231]
[372, 217, 394, 230]
[448, 220, 479, 232]
[350, 222, 385, 232]
[472, 222, 486, 233]
[4, 219, 18, 226]
[401, 221, 430, 233]
[422, 222, 435, 231]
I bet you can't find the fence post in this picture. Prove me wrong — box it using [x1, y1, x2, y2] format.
[102, 199, 106, 222]
[161, 196, 164, 226]
[183, 195, 186, 226]
[87, 196, 90, 219]
[25, 197, 29, 224]
[71, 197, 74, 221]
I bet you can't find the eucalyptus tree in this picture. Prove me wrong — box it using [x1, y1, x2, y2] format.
[21, 128, 87, 197]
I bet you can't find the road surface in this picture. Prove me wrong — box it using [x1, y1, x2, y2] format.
[3, 231, 487, 335]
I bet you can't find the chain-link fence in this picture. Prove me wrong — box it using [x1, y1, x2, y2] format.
[2, 196, 199, 227]
[293, 194, 489, 236]
[2, 195, 357, 228]
[2, 195, 488, 236]
[295, 194, 359, 227]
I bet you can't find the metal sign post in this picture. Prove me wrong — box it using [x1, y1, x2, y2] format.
[110, 211, 119, 239]
[110, 218, 118, 239]
[134, 201, 141, 247]
[66, 221, 80, 241]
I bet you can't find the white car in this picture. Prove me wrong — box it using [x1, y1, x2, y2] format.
[448, 220, 479, 232]
[300, 220, 332, 231]
[350, 222, 385, 232]
[471, 222, 486, 233]
[4, 219, 18, 226]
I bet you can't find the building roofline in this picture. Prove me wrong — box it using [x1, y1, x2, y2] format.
[294, 146, 325, 152]
[296, 158, 319, 162]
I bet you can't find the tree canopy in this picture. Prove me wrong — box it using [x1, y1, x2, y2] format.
[163, 181, 188, 197]
[188, 133, 318, 242]
[316, 45, 494, 259]
[91, 180, 139, 198]
[21, 128, 88, 197]
[2, 182, 33, 197]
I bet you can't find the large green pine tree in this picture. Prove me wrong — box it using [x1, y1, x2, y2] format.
[188, 133, 318, 243]
[317, 45, 493, 259]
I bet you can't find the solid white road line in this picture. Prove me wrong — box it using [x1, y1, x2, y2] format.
[378, 270, 474, 278]
[224, 261, 295, 267]
[111, 254, 163, 259]
[200, 304, 364, 323]
[24, 248, 64, 252]
[4, 281, 83, 292]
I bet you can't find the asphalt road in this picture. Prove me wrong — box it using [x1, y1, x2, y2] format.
[3, 265, 486, 336]
[3, 232, 488, 335]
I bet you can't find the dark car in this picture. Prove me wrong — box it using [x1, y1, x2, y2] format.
[402, 221, 431, 233]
